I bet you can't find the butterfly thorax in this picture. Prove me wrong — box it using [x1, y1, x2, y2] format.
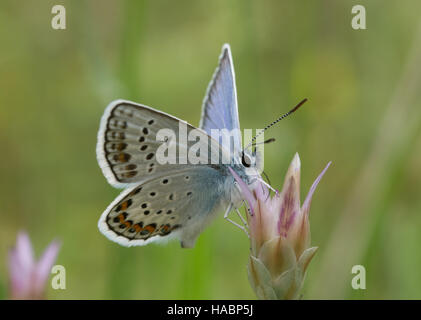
[225, 163, 260, 209]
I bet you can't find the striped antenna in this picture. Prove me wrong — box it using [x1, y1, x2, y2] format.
[245, 98, 307, 150]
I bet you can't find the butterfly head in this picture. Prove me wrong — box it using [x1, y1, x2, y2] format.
[240, 140, 271, 174]
[241, 149, 254, 168]
[237, 136, 276, 190]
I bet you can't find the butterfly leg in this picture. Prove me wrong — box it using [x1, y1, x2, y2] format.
[259, 178, 277, 194]
[236, 204, 249, 229]
[224, 204, 249, 238]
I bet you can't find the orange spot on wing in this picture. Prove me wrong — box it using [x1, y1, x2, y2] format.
[144, 224, 156, 233]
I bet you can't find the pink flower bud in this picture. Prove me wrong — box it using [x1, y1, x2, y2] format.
[8, 232, 60, 300]
[231, 153, 330, 299]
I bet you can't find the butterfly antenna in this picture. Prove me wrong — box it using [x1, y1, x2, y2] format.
[245, 98, 307, 150]
[252, 138, 276, 147]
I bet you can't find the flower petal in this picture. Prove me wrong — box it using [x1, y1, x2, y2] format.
[301, 161, 331, 216]
[258, 284, 278, 300]
[8, 232, 35, 299]
[288, 213, 311, 258]
[248, 255, 277, 299]
[286, 153, 301, 183]
[257, 237, 297, 277]
[277, 154, 301, 236]
[254, 180, 269, 201]
[8, 249, 29, 299]
[33, 240, 61, 294]
[297, 246, 318, 274]
[15, 232, 35, 270]
[273, 268, 296, 299]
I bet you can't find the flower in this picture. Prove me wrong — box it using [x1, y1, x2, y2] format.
[230, 153, 330, 300]
[8, 232, 60, 300]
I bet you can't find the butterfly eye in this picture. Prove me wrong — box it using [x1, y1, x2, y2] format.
[241, 152, 252, 168]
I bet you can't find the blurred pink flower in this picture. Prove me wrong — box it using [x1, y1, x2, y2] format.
[230, 153, 330, 299]
[8, 232, 60, 300]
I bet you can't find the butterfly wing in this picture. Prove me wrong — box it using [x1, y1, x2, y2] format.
[199, 44, 242, 156]
[96, 100, 225, 188]
[97, 45, 255, 248]
[98, 165, 230, 248]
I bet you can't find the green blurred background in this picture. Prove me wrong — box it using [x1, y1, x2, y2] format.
[1, 0, 421, 299]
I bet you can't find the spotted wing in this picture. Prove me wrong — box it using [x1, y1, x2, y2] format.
[98, 165, 229, 248]
[96, 100, 225, 188]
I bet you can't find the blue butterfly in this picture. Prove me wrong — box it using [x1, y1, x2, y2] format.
[96, 44, 262, 248]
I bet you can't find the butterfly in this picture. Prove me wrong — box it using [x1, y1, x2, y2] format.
[96, 44, 263, 248]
